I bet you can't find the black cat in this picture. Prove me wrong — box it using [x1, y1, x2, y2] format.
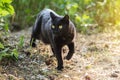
[30, 9, 76, 70]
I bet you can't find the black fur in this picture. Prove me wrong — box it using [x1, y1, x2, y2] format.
[30, 9, 76, 70]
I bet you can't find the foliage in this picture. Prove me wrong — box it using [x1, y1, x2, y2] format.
[0, 46, 19, 61]
[0, 35, 25, 61]
[0, 0, 14, 17]
[0, 0, 14, 31]
[0, 42, 4, 49]
[12, 0, 120, 33]
[93, 0, 120, 29]
[0, 0, 18, 61]
[18, 35, 24, 49]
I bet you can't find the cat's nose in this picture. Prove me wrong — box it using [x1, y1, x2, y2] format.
[53, 31, 58, 34]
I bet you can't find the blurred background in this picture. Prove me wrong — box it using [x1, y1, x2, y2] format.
[1, 0, 120, 33]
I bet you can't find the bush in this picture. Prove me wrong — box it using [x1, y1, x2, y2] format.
[12, 0, 120, 32]
[0, 0, 19, 61]
[0, 0, 14, 31]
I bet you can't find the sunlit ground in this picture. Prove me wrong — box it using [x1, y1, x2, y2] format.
[1, 27, 120, 80]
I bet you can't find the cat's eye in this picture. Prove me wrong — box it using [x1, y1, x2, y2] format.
[59, 25, 63, 29]
[51, 25, 55, 29]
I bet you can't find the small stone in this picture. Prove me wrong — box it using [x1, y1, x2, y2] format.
[19, 77, 24, 80]
[18, 55, 25, 60]
[31, 75, 35, 79]
[8, 74, 18, 80]
[49, 75, 55, 80]
[64, 74, 69, 78]
[114, 71, 120, 73]
[85, 75, 91, 80]
[111, 73, 118, 78]
[36, 74, 48, 80]
[25, 51, 31, 56]
[45, 59, 53, 66]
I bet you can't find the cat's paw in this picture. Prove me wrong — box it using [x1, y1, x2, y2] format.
[50, 54, 56, 58]
[31, 43, 36, 47]
[64, 56, 72, 60]
[56, 66, 64, 70]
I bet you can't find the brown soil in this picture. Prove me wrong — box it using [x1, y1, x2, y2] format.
[0, 28, 120, 80]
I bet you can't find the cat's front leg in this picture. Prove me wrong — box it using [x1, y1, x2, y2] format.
[54, 46, 63, 70]
[50, 46, 56, 57]
[65, 42, 75, 60]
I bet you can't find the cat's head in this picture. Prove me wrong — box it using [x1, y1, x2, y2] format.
[50, 12, 69, 37]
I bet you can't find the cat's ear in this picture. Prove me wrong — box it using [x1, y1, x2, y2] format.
[62, 15, 69, 24]
[50, 12, 56, 21]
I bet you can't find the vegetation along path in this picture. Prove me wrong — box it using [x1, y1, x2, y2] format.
[0, 27, 120, 80]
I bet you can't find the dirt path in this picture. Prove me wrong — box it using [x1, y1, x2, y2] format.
[0, 28, 120, 80]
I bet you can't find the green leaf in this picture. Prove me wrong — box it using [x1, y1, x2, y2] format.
[1, 0, 13, 4]
[0, 52, 4, 60]
[6, 4, 15, 15]
[0, 0, 14, 17]
[0, 48, 19, 61]
[0, 8, 10, 17]
[18, 36, 24, 49]
[67, 3, 78, 15]
[0, 48, 9, 54]
[12, 49, 19, 60]
[82, 14, 90, 20]
[0, 42, 4, 49]
[0, 48, 9, 60]
[75, 15, 81, 22]
[3, 23, 9, 32]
